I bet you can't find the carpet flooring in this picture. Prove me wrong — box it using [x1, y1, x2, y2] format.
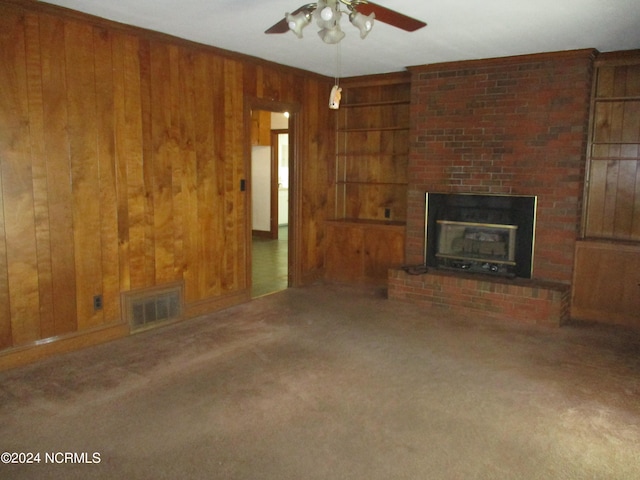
[1, 284, 639, 479]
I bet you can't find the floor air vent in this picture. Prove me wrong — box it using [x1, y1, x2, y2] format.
[123, 283, 183, 332]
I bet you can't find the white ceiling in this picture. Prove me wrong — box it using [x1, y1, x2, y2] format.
[41, 0, 640, 78]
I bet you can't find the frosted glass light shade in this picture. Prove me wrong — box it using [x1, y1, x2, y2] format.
[314, 0, 341, 29]
[286, 11, 311, 38]
[318, 26, 345, 44]
[350, 11, 375, 39]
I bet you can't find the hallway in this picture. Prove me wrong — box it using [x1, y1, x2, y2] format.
[251, 226, 288, 298]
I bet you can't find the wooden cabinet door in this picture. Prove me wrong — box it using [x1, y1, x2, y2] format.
[325, 224, 365, 283]
[325, 222, 406, 285]
[364, 228, 405, 281]
[572, 241, 640, 328]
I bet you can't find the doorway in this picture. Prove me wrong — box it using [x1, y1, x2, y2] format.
[249, 109, 293, 298]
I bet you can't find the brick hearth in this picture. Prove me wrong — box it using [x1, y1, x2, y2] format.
[389, 268, 570, 326]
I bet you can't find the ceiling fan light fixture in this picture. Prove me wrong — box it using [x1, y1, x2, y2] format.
[349, 11, 375, 39]
[266, 1, 427, 42]
[286, 10, 312, 38]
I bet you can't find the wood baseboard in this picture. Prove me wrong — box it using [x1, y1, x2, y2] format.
[0, 322, 130, 372]
[184, 290, 250, 319]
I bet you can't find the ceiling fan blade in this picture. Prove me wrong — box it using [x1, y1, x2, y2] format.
[356, 1, 427, 32]
[265, 18, 290, 34]
[265, 5, 310, 34]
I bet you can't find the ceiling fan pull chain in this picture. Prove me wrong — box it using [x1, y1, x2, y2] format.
[335, 41, 341, 87]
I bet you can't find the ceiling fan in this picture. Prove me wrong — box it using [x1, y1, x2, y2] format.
[265, 0, 426, 44]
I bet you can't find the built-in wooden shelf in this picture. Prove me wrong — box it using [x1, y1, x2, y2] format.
[327, 72, 410, 286]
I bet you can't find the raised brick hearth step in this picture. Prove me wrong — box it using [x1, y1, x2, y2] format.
[388, 268, 570, 326]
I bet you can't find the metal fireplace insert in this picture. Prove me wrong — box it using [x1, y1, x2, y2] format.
[424, 193, 537, 278]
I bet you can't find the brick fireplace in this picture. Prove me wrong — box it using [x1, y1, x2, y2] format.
[388, 49, 595, 325]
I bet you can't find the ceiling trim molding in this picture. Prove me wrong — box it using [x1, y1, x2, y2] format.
[407, 48, 599, 74]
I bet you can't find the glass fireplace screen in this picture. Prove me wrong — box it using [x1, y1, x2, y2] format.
[436, 220, 517, 276]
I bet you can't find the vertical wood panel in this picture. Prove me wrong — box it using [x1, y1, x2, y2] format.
[168, 46, 183, 283]
[622, 101, 640, 144]
[592, 102, 611, 144]
[602, 160, 620, 236]
[94, 27, 119, 324]
[595, 66, 614, 97]
[234, 62, 247, 291]
[40, 14, 77, 335]
[128, 39, 153, 289]
[173, 48, 197, 284]
[178, 49, 197, 301]
[585, 160, 607, 235]
[222, 59, 236, 292]
[303, 78, 320, 270]
[0, 9, 13, 346]
[193, 54, 211, 300]
[65, 20, 103, 329]
[634, 165, 640, 239]
[223, 58, 245, 292]
[203, 55, 225, 298]
[614, 161, 638, 236]
[627, 65, 640, 96]
[150, 43, 176, 285]
[24, 13, 55, 339]
[0, 9, 41, 345]
[112, 33, 139, 293]
[0, 165, 9, 348]
[610, 102, 625, 143]
[613, 66, 628, 97]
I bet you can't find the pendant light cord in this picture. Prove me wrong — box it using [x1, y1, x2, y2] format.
[335, 42, 341, 87]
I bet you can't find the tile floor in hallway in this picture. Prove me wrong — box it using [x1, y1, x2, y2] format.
[251, 226, 288, 298]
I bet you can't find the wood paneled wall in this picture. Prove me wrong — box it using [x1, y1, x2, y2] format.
[585, 59, 640, 241]
[0, 0, 334, 356]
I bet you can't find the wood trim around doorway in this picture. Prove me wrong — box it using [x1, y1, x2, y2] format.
[244, 97, 301, 288]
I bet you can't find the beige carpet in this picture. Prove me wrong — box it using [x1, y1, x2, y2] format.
[1, 284, 639, 479]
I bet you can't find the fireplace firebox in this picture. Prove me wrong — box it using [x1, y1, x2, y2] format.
[424, 193, 537, 278]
